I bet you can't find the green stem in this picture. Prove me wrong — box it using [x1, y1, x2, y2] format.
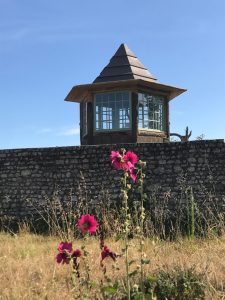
[190, 187, 195, 238]
[140, 168, 144, 299]
[124, 172, 130, 300]
[81, 241, 90, 290]
[70, 258, 77, 287]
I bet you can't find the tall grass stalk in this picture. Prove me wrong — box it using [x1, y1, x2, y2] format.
[138, 162, 146, 299]
[122, 170, 131, 300]
[190, 187, 196, 237]
[186, 187, 196, 238]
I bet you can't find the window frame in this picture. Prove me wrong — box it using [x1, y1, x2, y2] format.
[93, 91, 132, 132]
[138, 92, 165, 132]
[82, 100, 88, 137]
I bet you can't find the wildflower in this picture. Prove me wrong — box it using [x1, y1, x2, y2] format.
[110, 150, 126, 170]
[57, 241, 73, 253]
[124, 151, 137, 168]
[101, 245, 117, 261]
[110, 150, 138, 171]
[72, 249, 82, 258]
[129, 167, 138, 182]
[56, 241, 73, 264]
[77, 214, 97, 234]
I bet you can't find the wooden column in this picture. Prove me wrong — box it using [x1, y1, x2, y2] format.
[165, 98, 170, 139]
[131, 92, 138, 143]
[87, 101, 93, 145]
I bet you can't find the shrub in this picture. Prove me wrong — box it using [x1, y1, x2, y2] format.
[143, 267, 205, 300]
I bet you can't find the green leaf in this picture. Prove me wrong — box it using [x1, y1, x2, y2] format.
[129, 270, 139, 277]
[146, 275, 157, 283]
[101, 285, 118, 295]
[115, 234, 122, 242]
[133, 293, 142, 300]
[141, 258, 150, 265]
[90, 281, 98, 288]
[129, 259, 136, 266]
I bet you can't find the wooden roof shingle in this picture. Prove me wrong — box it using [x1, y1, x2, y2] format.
[93, 43, 157, 83]
[65, 43, 187, 103]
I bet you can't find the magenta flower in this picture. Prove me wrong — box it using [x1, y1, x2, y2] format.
[129, 167, 138, 182]
[56, 252, 70, 264]
[77, 214, 97, 234]
[124, 151, 137, 168]
[110, 151, 125, 170]
[72, 249, 82, 258]
[57, 242, 73, 253]
[110, 150, 138, 171]
[101, 245, 117, 261]
[56, 241, 73, 264]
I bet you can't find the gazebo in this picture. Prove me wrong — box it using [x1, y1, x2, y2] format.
[65, 44, 186, 145]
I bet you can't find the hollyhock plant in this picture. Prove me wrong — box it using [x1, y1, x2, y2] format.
[110, 150, 128, 170]
[129, 167, 138, 182]
[110, 150, 137, 171]
[77, 214, 97, 234]
[124, 151, 137, 169]
[110, 151, 123, 169]
[57, 241, 73, 253]
[56, 251, 70, 264]
[72, 249, 82, 258]
[56, 241, 73, 264]
[101, 245, 117, 262]
[110, 149, 143, 299]
[72, 248, 82, 278]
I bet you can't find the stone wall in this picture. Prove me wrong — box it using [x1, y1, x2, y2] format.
[0, 140, 225, 219]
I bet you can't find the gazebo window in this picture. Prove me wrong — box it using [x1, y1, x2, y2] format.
[94, 91, 131, 131]
[138, 92, 164, 131]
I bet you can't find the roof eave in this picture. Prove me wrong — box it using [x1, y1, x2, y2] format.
[65, 79, 187, 103]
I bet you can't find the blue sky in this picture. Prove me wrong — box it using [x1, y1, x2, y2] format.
[0, 0, 224, 149]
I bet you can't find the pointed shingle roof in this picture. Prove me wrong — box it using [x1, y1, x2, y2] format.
[65, 43, 187, 103]
[93, 43, 157, 83]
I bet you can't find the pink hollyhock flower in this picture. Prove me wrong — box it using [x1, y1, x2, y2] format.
[111, 150, 137, 171]
[101, 245, 117, 261]
[110, 151, 124, 170]
[56, 252, 70, 264]
[72, 249, 82, 258]
[129, 167, 138, 182]
[77, 214, 97, 234]
[124, 151, 138, 169]
[57, 242, 73, 253]
[56, 241, 73, 264]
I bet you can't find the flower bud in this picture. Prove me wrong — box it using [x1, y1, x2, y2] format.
[126, 184, 131, 190]
[136, 226, 141, 233]
[120, 148, 126, 155]
[133, 284, 139, 292]
[138, 160, 147, 168]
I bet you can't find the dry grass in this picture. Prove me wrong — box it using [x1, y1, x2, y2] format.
[0, 231, 225, 299]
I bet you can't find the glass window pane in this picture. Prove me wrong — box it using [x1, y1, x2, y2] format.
[95, 91, 131, 131]
[138, 92, 164, 131]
